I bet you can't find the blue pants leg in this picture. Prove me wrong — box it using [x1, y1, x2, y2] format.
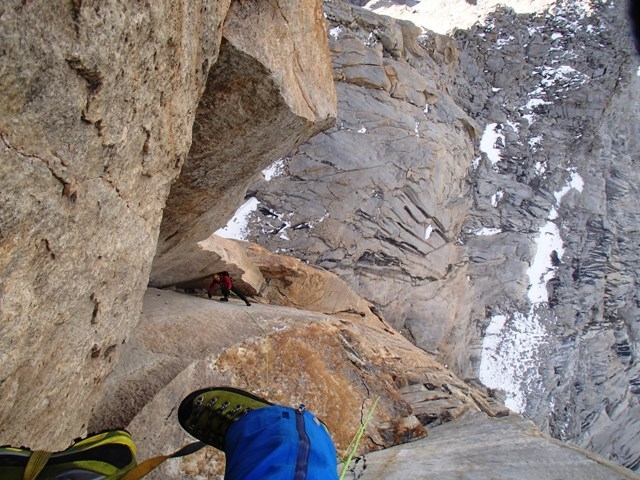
[224, 406, 338, 480]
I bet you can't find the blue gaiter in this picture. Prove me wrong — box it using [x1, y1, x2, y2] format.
[224, 405, 339, 480]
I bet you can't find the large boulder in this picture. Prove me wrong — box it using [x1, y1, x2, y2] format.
[150, 235, 264, 293]
[240, 241, 379, 320]
[0, 0, 228, 449]
[150, 0, 338, 286]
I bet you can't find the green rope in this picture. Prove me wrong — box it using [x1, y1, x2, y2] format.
[243, 310, 271, 392]
[339, 396, 380, 480]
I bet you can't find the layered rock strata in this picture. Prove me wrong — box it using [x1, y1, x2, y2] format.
[246, 0, 640, 471]
[249, 1, 477, 345]
[454, 1, 640, 470]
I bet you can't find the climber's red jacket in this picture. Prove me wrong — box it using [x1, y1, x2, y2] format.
[208, 273, 233, 295]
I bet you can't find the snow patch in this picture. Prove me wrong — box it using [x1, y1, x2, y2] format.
[480, 123, 504, 167]
[491, 189, 504, 207]
[528, 135, 543, 151]
[554, 168, 584, 205]
[527, 221, 564, 304]
[521, 97, 551, 125]
[424, 224, 433, 240]
[527, 168, 584, 304]
[329, 26, 344, 41]
[262, 158, 286, 181]
[496, 35, 514, 48]
[474, 227, 502, 236]
[526, 98, 550, 109]
[539, 65, 589, 89]
[215, 197, 259, 240]
[535, 161, 548, 176]
[479, 309, 547, 413]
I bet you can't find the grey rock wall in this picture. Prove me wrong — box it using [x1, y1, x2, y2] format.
[453, 1, 640, 470]
[248, 1, 478, 348]
[246, 0, 640, 471]
[343, 411, 640, 480]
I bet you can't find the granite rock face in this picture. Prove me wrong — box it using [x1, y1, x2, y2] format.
[96, 287, 504, 479]
[92, 284, 637, 479]
[241, 241, 379, 318]
[342, 412, 640, 480]
[249, 1, 478, 346]
[3, 0, 639, 476]
[454, 1, 640, 471]
[0, 0, 335, 450]
[0, 0, 226, 449]
[246, 0, 640, 471]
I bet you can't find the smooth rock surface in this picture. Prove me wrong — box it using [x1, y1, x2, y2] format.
[97, 287, 497, 479]
[342, 412, 640, 480]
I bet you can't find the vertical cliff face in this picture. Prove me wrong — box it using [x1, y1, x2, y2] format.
[0, 0, 225, 448]
[245, 0, 640, 470]
[0, 0, 336, 450]
[453, 1, 640, 469]
[248, 1, 478, 344]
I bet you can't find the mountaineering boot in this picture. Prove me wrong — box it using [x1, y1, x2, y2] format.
[245, 301, 251, 306]
[178, 387, 273, 451]
[219, 297, 228, 302]
[0, 430, 137, 480]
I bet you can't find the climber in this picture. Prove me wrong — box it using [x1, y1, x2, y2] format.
[208, 271, 251, 306]
[0, 386, 339, 480]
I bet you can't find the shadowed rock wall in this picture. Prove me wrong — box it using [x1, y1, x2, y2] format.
[150, 0, 337, 287]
